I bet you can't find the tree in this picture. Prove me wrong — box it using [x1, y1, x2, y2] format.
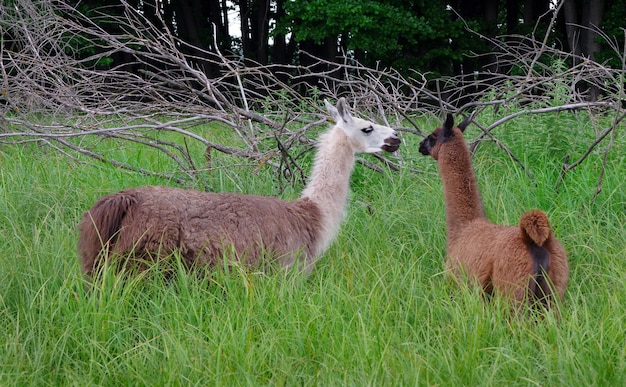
[561, 0, 606, 61]
[559, 0, 606, 100]
[239, 0, 271, 64]
[271, 0, 297, 64]
[596, 0, 626, 69]
[173, 0, 232, 58]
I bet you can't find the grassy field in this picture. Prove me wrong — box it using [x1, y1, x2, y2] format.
[1, 111, 624, 385]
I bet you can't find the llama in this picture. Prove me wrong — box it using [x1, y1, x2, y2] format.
[78, 98, 401, 275]
[419, 113, 569, 308]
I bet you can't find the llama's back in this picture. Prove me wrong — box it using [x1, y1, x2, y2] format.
[172, 188, 323, 268]
[78, 186, 323, 274]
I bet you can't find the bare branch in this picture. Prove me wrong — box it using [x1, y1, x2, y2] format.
[1, 0, 623, 195]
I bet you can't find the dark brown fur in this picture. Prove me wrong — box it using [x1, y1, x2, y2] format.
[78, 186, 322, 274]
[419, 114, 569, 308]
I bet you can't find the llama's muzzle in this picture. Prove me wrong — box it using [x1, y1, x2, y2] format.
[418, 137, 431, 155]
[382, 136, 401, 152]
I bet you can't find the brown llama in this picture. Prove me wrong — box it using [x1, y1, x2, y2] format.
[419, 113, 569, 308]
[78, 98, 401, 275]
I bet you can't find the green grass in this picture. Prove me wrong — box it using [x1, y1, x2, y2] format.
[1, 111, 625, 385]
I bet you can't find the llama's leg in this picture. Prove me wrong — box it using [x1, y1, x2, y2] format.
[280, 249, 316, 277]
[112, 224, 181, 271]
[445, 256, 493, 293]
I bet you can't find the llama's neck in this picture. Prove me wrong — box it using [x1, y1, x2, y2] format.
[300, 126, 355, 253]
[438, 138, 485, 239]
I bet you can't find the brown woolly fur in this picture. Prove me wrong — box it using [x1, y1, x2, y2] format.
[78, 98, 400, 276]
[419, 113, 569, 309]
[79, 189, 321, 274]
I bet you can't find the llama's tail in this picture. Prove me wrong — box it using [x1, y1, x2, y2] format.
[78, 191, 137, 274]
[519, 210, 553, 304]
[519, 210, 552, 246]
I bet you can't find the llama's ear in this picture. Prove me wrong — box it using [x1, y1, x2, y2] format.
[335, 97, 354, 124]
[458, 111, 476, 132]
[325, 99, 339, 122]
[325, 98, 353, 125]
[443, 113, 455, 138]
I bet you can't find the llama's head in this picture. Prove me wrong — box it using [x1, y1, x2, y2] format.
[418, 113, 474, 160]
[325, 98, 400, 153]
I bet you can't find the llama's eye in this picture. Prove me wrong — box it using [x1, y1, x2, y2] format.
[361, 126, 374, 134]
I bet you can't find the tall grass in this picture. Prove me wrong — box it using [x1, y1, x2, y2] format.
[1, 112, 624, 385]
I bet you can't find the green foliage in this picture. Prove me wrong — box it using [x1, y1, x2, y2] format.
[278, 0, 470, 75]
[544, 59, 572, 106]
[1, 111, 625, 385]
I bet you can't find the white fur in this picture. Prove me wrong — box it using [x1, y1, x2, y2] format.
[302, 98, 399, 259]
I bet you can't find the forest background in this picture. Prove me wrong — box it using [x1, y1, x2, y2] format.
[27, 0, 620, 82]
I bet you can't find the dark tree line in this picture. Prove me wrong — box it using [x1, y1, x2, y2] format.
[0, 0, 621, 102]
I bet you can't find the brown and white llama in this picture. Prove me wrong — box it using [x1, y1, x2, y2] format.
[78, 98, 401, 275]
[419, 113, 569, 308]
